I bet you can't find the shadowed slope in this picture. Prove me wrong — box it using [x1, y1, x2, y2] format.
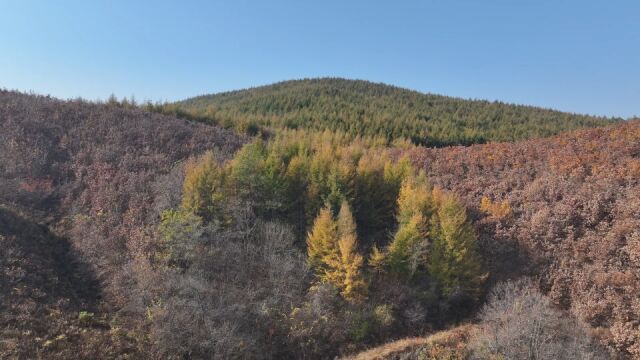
[0, 90, 246, 358]
[0, 207, 129, 359]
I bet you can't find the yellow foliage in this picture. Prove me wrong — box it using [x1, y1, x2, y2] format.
[368, 244, 386, 273]
[308, 201, 367, 302]
[431, 186, 446, 207]
[337, 200, 357, 239]
[396, 172, 433, 225]
[370, 171, 433, 278]
[323, 233, 367, 303]
[182, 151, 226, 221]
[306, 205, 338, 270]
[373, 304, 395, 327]
[479, 196, 512, 219]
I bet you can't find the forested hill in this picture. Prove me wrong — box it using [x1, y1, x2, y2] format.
[177, 78, 621, 146]
[1, 89, 635, 358]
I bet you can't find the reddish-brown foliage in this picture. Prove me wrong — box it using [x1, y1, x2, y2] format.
[1, 88, 635, 358]
[0, 90, 245, 358]
[407, 120, 640, 356]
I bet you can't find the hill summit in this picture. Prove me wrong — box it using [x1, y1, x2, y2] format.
[178, 78, 619, 146]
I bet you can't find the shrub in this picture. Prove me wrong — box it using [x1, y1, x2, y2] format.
[470, 280, 609, 360]
[373, 304, 395, 327]
[157, 209, 205, 269]
[78, 311, 95, 325]
[479, 196, 512, 220]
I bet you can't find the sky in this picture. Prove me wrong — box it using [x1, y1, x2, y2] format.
[0, 0, 638, 118]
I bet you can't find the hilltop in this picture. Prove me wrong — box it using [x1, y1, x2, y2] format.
[176, 78, 620, 146]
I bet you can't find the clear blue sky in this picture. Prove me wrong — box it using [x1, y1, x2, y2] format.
[1, 0, 638, 117]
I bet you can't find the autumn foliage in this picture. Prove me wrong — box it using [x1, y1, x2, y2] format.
[308, 201, 367, 303]
[479, 196, 512, 219]
[0, 90, 244, 359]
[1, 88, 636, 359]
[408, 120, 640, 356]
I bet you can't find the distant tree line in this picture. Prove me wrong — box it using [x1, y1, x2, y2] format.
[171, 78, 620, 146]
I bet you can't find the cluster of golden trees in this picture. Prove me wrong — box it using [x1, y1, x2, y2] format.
[306, 170, 485, 303]
[307, 202, 367, 302]
[163, 129, 484, 309]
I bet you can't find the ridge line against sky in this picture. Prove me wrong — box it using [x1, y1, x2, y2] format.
[0, 0, 638, 118]
[175, 77, 626, 118]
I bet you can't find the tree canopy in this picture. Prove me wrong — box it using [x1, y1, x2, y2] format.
[173, 78, 620, 146]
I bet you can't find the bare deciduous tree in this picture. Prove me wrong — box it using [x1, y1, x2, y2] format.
[470, 280, 609, 360]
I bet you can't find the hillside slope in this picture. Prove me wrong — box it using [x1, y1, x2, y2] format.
[407, 120, 640, 356]
[0, 206, 129, 358]
[1, 88, 635, 358]
[342, 325, 473, 360]
[178, 78, 619, 146]
[0, 90, 245, 358]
